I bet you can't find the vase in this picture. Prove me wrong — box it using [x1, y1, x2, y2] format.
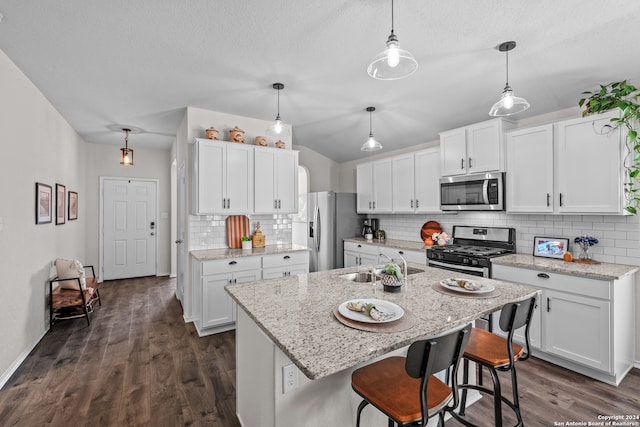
[578, 244, 591, 262]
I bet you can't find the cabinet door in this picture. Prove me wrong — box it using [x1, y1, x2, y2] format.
[356, 163, 374, 213]
[254, 149, 277, 214]
[194, 140, 225, 214]
[373, 159, 393, 212]
[467, 120, 503, 173]
[392, 154, 416, 213]
[202, 273, 235, 328]
[344, 251, 360, 267]
[506, 125, 554, 213]
[440, 128, 467, 176]
[544, 290, 611, 372]
[226, 143, 253, 214]
[275, 150, 298, 213]
[414, 148, 441, 212]
[359, 252, 379, 267]
[556, 113, 623, 213]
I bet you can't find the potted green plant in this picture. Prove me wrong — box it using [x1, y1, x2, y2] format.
[578, 80, 640, 214]
[241, 236, 252, 250]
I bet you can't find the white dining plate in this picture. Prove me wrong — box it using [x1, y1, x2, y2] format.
[338, 298, 404, 323]
[439, 278, 495, 294]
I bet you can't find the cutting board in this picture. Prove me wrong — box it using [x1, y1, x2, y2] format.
[226, 215, 249, 248]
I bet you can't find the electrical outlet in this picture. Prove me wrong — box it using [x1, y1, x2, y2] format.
[282, 363, 298, 394]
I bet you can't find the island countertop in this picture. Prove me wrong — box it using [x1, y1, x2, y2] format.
[225, 263, 539, 380]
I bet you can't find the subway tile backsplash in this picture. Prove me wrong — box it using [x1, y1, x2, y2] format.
[189, 214, 292, 250]
[374, 212, 640, 266]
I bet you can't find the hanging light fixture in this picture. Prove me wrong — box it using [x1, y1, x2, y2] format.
[266, 82, 291, 138]
[120, 128, 134, 165]
[367, 0, 418, 80]
[361, 107, 383, 151]
[489, 41, 530, 117]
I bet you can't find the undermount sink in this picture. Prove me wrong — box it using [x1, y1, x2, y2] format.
[339, 267, 424, 283]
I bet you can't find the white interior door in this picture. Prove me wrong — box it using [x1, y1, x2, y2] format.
[102, 178, 158, 280]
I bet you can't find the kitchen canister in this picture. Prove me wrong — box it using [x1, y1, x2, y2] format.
[255, 135, 268, 146]
[251, 221, 266, 248]
[275, 140, 286, 149]
[229, 126, 245, 143]
[205, 127, 219, 140]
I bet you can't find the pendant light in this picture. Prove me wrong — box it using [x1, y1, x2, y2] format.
[266, 82, 291, 138]
[367, 0, 418, 80]
[361, 107, 383, 151]
[120, 128, 134, 165]
[489, 41, 530, 117]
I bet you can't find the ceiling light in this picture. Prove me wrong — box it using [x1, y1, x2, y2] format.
[361, 107, 383, 152]
[266, 83, 291, 138]
[367, 0, 418, 80]
[120, 128, 134, 165]
[489, 41, 530, 117]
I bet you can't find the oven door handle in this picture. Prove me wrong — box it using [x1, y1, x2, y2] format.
[427, 259, 487, 275]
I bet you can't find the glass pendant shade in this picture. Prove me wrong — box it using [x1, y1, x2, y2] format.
[266, 83, 291, 138]
[489, 41, 529, 117]
[368, 33, 418, 80]
[361, 107, 383, 151]
[120, 128, 134, 165]
[489, 86, 530, 116]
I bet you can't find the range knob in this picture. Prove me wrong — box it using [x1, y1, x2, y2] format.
[462, 257, 470, 264]
[470, 259, 479, 266]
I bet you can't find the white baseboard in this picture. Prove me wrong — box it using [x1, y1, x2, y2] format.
[0, 329, 48, 390]
[634, 360, 640, 370]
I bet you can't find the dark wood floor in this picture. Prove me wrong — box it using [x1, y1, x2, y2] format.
[0, 275, 638, 426]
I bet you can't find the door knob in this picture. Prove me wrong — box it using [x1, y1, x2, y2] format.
[150, 232, 155, 236]
[175, 239, 183, 244]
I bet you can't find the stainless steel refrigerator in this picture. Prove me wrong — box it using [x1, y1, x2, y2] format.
[308, 192, 363, 272]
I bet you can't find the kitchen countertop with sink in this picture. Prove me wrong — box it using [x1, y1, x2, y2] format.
[191, 243, 310, 261]
[492, 253, 638, 280]
[225, 262, 539, 380]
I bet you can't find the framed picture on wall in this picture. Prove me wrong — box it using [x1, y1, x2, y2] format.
[35, 182, 52, 224]
[68, 191, 78, 220]
[533, 236, 569, 259]
[56, 183, 66, 225]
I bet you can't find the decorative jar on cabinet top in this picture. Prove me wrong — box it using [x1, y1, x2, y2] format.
[205, 127, 219, 140]
[254, 135, 268, 146]
[229, 126, 245, 143]
[275, 140, 286, 149]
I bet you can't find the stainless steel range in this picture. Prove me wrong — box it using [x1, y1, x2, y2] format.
[426, 225, 516, 277]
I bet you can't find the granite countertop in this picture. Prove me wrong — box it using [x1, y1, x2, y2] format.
[225, 263, 539, 380]
[191, 243, 310, 261]
[344, 237, 427, 252]
[492, 253, 638, 280]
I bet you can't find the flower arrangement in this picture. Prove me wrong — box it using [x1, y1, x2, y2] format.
[432, 231, 450, 246]
[574, 235, 599, 262]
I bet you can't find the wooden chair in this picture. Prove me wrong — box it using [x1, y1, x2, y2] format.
[453, 296, 537, 427]
[351, 323, 472, 427]
[49, 264, 101, 331]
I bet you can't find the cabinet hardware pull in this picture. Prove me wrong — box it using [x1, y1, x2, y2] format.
[369, 201, 372, 209]
[461, 158, 465, 170]
[416, 200, 419, 208]
[411, 200, 413, 208]
[223, 198, 226, 209]
[284, 255, 290, 259]
[546, 193, 550, 207]
[274, 200, 277, 209]
[468, 157, 473, 168]
[229, 261, 237, 265]
[398, 251, 404, 255]
[234, 278, 237, 283]
[373, 201, 376, 209]
[279, 200, 281, 209]
[559, 193, 564, 207]
[227, 198, 230, 208]
[537, 273, 550, 279]
[547, 297, 551, 312]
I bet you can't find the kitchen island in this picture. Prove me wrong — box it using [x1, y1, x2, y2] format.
[225, 263, 539, 426]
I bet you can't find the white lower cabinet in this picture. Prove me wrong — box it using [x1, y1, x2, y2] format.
[343, 241, 379, 267]
[262, 252, 309, 279]
[492, 263, 634, 385]
[378, 247, 426, 265]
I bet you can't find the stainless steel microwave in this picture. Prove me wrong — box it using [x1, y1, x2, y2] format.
[439, 172, 504, 211]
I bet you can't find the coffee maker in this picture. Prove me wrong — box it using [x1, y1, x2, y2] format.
[362, 218, 379, 238]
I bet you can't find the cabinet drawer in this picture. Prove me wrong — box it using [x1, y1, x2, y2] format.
[344, 241, 379, 255]
[262, 251, 309, 268]
[202, 256, 262, 275]
[379, 247, 426, 265]
[492, 264, 610, 300]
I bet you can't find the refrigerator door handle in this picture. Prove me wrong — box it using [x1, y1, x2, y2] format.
[315, 206, 321, 251]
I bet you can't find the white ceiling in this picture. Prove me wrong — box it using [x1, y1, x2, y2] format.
[1, 1, 639, 163]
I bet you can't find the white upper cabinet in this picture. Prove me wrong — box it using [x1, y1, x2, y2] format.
[556, 113, 623, 213]
[357, 159, 392, 213]
[440, 118, 515, 176]
[391, 148, 441, 213]
[506, 124, 554, 213]
[254, 147, 299, 214]
[192, 139, 253, 214]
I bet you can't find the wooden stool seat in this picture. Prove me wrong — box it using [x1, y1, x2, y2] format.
[464, 328, 524, 367]
[352, 356, 453, 423]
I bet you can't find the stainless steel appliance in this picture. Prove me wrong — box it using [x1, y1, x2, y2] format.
[361, 218, 379, 237]
[308, 192, 363, 272]
[426, 225, 515, 277]
[439, 172, 504, 211]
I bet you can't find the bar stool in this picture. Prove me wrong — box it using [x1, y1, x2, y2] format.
[453, 296, 537, 427]
[351, 323, 471, 427]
